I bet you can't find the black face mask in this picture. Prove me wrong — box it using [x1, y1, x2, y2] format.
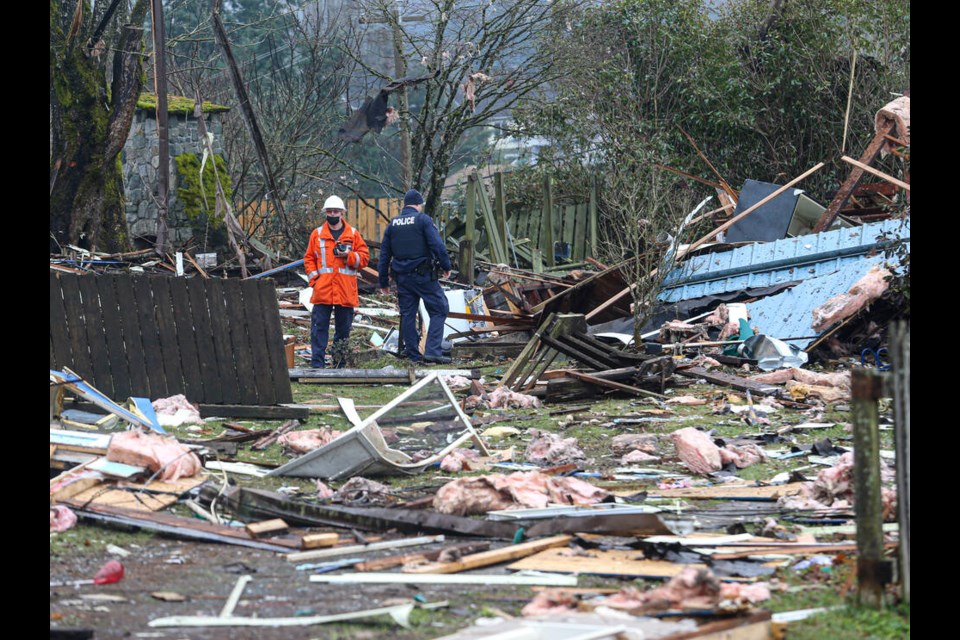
[326, 215, 342, 226]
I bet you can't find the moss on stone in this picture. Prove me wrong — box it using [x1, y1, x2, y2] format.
[137, 92, 230, 115]
[175, 152, 231, 227]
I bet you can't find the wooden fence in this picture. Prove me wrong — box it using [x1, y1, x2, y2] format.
[50, 272, 292, 406]
[239, 198, 401, 245]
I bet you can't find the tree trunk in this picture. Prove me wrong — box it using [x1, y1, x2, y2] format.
[49, 0, 148, 254]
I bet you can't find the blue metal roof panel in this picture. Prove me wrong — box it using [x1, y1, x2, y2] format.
[746, 255, 892, 349]
[659, 219, 909, 302]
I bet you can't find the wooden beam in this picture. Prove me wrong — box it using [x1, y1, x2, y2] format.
[354, 541, 491, 572]
[566, 370, 667, 400]
[245, 519, 288, 538]
[301, 533, 342, 549]
[813, 122, 894, 232]
[198, 404, 309, 420]
[404, 535, 573, 574]
[542, 175, 555, 267]
[841, 156, 909, 191]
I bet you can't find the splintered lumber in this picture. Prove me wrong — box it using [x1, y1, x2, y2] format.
[404, 535, 573, 574]
[508, 548, 706, 579]
[675, 366, 780, 396]
[310, 573, 578, 586]
[245, 519, 289, 538]
[841, 156, 910, 191]
[63, 499, 300, 552]
[709, 542, 898, 561]
[198, 405, 309, 420]
[301, 533, 341, 550]
[355, 541, 491, 572]
[285, 535, 445, 563]
[64, 475, 209, 512]
[566, 370, 667, 400]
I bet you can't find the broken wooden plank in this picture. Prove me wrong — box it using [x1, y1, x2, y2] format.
[675, 366, 780, 396]
[245, 519, 289, 538]
[285, 535, 446, 563]
[198, 404, 310, 420]
[566, 370, 668, 400]
[840, 155, 910, 191]
[301, 533, 341, 550]
[63, 499, 301, 551]
[405, 535, 573, 574]
[66, 475, 209, 512]
[508, 548, 706, 579]
[354, 541, 491, 572]
[814, 122, 895, 232]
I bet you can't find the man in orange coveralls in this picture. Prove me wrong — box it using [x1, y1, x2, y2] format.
[304, 195, 369, 368]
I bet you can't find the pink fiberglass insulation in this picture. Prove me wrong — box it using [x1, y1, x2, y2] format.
[752, 368, 850, 389]
[524, 429, 586, 466]
[611, 433, 658, 456]
[315, 480, 336, 499]
[107, 430, 202, 482]
[50, 505, 78, 532]
[277, 427, 343, 454]
[601, 567, 721, 613]
[440, 448, 481, 472]
[622, 450, 661, 464]
[521, 589, 578, 617]
[812, 265, 892, 332]
[486, 386, 542, 409]
[433, 471, 609, 515]
[669, 427, 722, 475]
[718, 443, 768, 469]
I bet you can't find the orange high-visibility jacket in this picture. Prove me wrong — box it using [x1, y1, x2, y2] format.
[304, 222, 370, 307]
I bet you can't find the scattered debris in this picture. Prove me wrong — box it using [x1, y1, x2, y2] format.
[106, 430, 202, 482]
[524, 429, 587, 466]
[433, 471, 609, 515]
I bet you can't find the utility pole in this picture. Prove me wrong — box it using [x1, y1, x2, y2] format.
[362, 1, 426, 190]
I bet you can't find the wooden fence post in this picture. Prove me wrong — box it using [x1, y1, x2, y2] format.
[542, 174, 555, 267]
[890, 321, 910, 604]
[461, 174, 476, 285]
[852, 368, 891, 608]
[494, 172, 509, 263]
[589, 176, 598, 258]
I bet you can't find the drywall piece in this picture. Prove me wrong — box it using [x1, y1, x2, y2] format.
[268, 373, 489, 479]
[310, 571, 578, 586]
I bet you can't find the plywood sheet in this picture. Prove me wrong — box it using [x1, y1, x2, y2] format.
[69, 475, 208, 512]
[508, 548, 706, 579]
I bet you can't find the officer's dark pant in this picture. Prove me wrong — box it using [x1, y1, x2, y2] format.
[311, 304, 355, 368]
[396, 271, 449, 360]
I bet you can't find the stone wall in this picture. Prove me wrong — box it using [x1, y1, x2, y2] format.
[121, 109, 225, 245]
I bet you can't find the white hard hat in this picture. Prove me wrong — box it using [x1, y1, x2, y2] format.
[323, 195, 345, 211]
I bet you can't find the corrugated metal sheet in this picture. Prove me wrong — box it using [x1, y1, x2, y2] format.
[660, 219, 910, 302]
[746, 255, 892, 349]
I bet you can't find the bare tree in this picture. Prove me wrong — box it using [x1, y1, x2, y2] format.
[343, 0, 582, 213]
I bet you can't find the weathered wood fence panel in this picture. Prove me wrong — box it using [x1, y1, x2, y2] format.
[50, 272, 292, 406]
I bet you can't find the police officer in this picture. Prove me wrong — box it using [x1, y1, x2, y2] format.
[305, 195, 370, 368]
[378, 189, 453, 364]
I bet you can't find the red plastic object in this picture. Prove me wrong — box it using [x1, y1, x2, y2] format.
[92, 560, 125, 585]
